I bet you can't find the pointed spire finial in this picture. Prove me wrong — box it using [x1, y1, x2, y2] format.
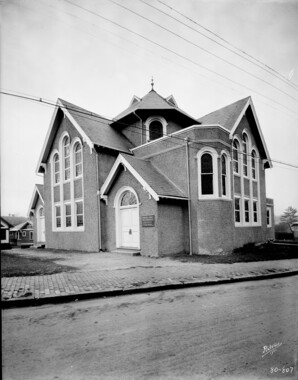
[151, 76, 154, 91]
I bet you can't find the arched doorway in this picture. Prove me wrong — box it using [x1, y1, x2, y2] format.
[115, 187, 140, 249]
[37, 206, 45, 243]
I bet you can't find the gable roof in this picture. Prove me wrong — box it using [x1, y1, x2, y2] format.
[197, 97, 251, 130]
[36, 99, 133, 173]
[101, 154, 187, 201]
[1, 216, 28, 227]
[10, 221, 33, 232]
[198, 96, 272, 167]
[114, 89, 198, 123]
[1, 218, 11, 228]
[28, 184, 44, 216]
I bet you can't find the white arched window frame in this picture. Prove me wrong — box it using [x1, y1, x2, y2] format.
[73, 141, 83, 178]
[144, 116, 167, 143]
[251, 146, 260, 226]
[242, 131, 250, 178]
[62, 135, 71, 182]
[232, 137, 241, 175]
[71, 137, 84, 229]
[197, 147, 219, 199]
[114, 186, 140, 249]
[220, 150, 231, 199]
[53, 153, 60, 184]
[51, 133, 85, 232]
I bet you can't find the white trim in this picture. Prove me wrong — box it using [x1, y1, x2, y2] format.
[144, 116, 167, 143]
[101, 155, 160, 201]
[197, 147, 219, 199]
[27, 184, 44, 217]
[129, 95, 141, 107]
[131, 124, 229, 152]
[229, 97, 272, 168]
[220, 150, 231, 199]
[51, 133, 85, 232]
[36, 102, 60, 174]
[114, 186, 140, 249]
[36, 99, 94, 174]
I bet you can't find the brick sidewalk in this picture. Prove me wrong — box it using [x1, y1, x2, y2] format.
[2, 260, 298, 306]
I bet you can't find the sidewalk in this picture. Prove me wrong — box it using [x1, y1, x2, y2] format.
[2, 251, 298, 308]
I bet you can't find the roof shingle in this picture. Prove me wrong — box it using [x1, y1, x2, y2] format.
[198, 97, 250, 130]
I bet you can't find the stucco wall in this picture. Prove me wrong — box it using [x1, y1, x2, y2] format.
[157, 199, 189, 255]
[44, 116, 100, 252]
[103, 168, 159, 256]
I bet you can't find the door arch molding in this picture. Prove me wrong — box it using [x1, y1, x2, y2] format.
[114, 186, 140, 249]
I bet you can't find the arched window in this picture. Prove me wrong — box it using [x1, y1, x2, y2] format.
[53, 153, 60, 184]
[201, 153, 213, 195]
[145, 116, 167, 143]
[63, 136, 70, 181]
[120, 190, 137, 206]
[74, 142, 82, 177]
[242, 133, 248, 177]
[39, 207, 44, 217]
[149, 120, 163, 141]
[221, 154, 227, 196]
[233, 140, 240, 174]
[251, 149, 257, 179]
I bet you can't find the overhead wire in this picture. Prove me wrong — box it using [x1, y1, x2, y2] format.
[110, 0, 298, 102]
[64, 0, 298, 119]
[155, 0, 298, 91]
[2, 90, 298, 170]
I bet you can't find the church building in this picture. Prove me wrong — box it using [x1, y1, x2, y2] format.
[32, 84, 275, 255]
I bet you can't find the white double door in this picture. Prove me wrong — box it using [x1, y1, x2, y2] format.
[119, 207, 140, 248]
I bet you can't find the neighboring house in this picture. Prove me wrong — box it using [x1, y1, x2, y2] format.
[28, 184, 46, 246]
[1, 217, 11, 249]
[35, 86, 274, 255]
[9, 221, 33, 247]
[275, 222, 294, 241]
[1, 216, 29, 248]
[290, 222, 298, 241]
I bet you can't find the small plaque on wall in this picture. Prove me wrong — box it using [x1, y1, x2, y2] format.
[142, 215, 155, 227]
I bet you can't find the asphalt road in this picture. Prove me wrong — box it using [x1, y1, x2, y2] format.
[2, 276, 297, 380]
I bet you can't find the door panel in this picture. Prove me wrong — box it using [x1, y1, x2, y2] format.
[120, 208, 139, 248]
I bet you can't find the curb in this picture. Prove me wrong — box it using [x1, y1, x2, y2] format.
[2, 270, 298, 309]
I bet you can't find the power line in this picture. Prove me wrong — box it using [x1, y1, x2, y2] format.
[2, 90, 298, 170]
[109, 0, 298, 102]
[156, 0, 298, 91]
[64, 0, 298, 119]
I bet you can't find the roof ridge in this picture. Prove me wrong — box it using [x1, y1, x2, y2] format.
[198, 96, 251, 120]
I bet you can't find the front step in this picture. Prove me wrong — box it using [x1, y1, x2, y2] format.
[111, 248, 141, 256]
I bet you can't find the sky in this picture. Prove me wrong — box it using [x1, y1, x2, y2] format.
[1, 0, 298, 219]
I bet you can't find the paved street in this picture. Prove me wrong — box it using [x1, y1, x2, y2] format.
[2, 276, 297, 379]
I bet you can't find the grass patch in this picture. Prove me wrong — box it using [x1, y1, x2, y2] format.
[1, 252, 76, 277]
[167, 243, 298, 264]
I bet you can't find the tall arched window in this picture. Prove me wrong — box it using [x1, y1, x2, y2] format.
[53, 153, 60, 184]
[74, 142, 82, 177]
[221, 154, 227, 196]
[52, 135, 84, 231]
[242, 133, 248, 177]
[201, 153, 213, 195]
[233, 140, 240, 174]
[63, 136, 70, 181]
[251, 149, 256, 179]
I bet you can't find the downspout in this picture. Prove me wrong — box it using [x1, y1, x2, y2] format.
[96, 151, 102, 251]
[133, 111, 143, 145]
[185, 138, 193, 255]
